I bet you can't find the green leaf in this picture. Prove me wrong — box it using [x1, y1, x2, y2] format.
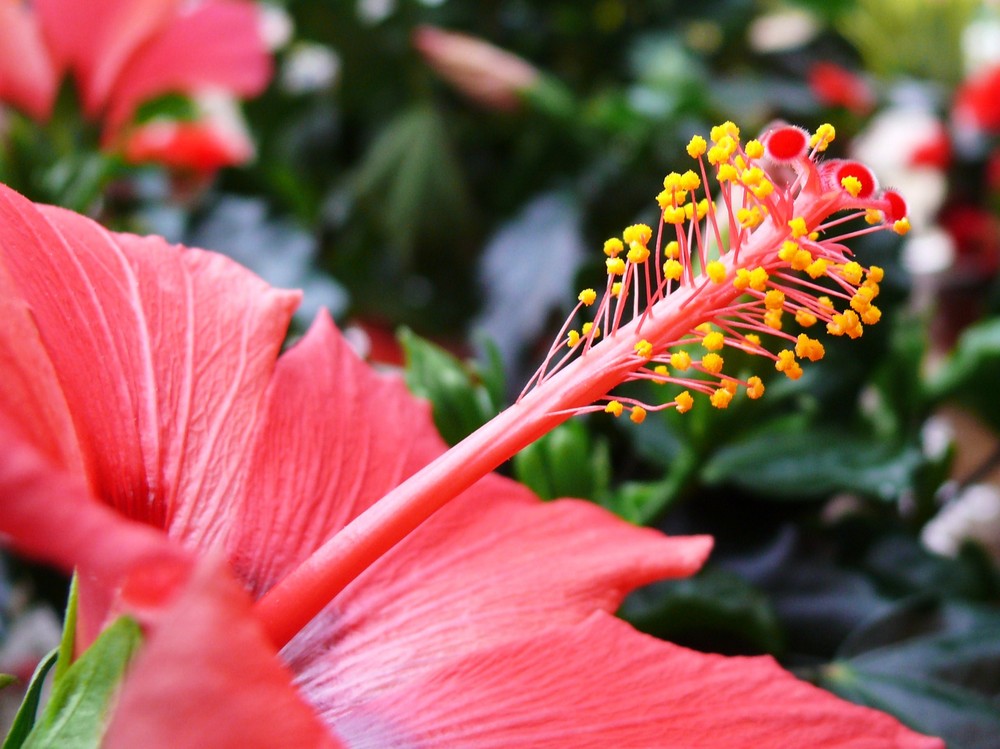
[401, 328, 500, 445]
[2, 650, 58, 749]
[513, 419, 610, 502]
[702, 427, 923, 501]
[620, 568, 785, 656]
[929, 317, 1000, 433]
[822, 598, 1000, 749]
[0, 674, 16, 690]
[54, 574, 79, 683]
[22, 617, 143, 749]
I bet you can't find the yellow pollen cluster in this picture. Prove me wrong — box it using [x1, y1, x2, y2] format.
[788, 217, 809, 238]
[810, 123, 836, 151]
[746, 376, 765, 399]
[604, 238, 623, 257]
[828, 310, 863, 339]
[795, 334, 825, 362]
[578, 288, 597, 306]
[675, 391, 695, 413]
[671, 350, 692, 370]
[630, 406, 647, 423]
[706, 261, 727, 283]
[702, 331, 725, 351]
[841, 175, 863, 198]
[634, 339, 654, 359]
[605, 400, 624, 417]
[701, 353, 724, 374]
[775, 350, 803, 379]
[606, 257, 626, 275]
[664, 259, 683, 281]
[710, 388, 733, 409]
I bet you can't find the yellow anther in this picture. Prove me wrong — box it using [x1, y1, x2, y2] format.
[663, 259, 683, 281]
[703, 331, 725, 351]
[706, 260, 727, 283]
[775, 350, 803, 380]
[751, 180, 775, 200]
[746, 376, 765, 399]
[701, 353, 724, 374]
[582, 322, 600, 338]
[867, 265, 885, 283]
[841, 175, 863, 198]
[809, 123, 836, 151]
[827, 310, 863, 339]
[779, 240, 799, 261]
[764, 289, 785, 310]
[865, 209, 882, 225]
[663, 172, 682, 190]
[764, 308, 783, 330]
[653, 364, 669, 380]
[675, 390, 694, 413]
[611, 282, 622, 297]
[711, 388, 734, 409]
[604, 238, 624, 257]
[710, 121, 740, 142]
[696, 323, 713, 333]
[841, 261, 863, 285]
[607, 257, 626, 275]
[861, 306, 882, 325]
[630, 406, 647, 424]
[745, 139, 764, 158]
[818, 295, 834, 310]
[717, 163, 738, 182]
[850, 286, 875, 312]
[567, 330, 581, 348]
[605, 400, 624, 417]
[789, 217, 808, 238]
[734, 268, 752, 291]
[741, 167, 765, 186]
[679, 170, 701, 191]
[687, 134, 707, 158]
[795, 334, 825, 362]
[635, 339, 654, 359]
[893, 217, 911, 235]
[627, 243, 650, 264]
[745, 333, 762, 347]
[748, 267, 769, 291]
[795, 309, 817, 327]
[737, 207, 763, 228]
[670, 350, 692, 370]
[623, 224, 652, 246]
[578, 288, 597, 306]
[663, 206, 687, 224]
[791, 249, 813, 271]
[806, 258, 828, 279]
[664, 240, 680, 259]
[723, 379, 740, 395]
[735, 156, 747, 171]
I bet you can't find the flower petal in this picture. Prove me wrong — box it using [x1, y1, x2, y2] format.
[0, 2, 58, 120]
[34, 0, 184, 114]
[102, 0, 271, 138]
[0, 183, 299, 539]
[341, 612, 943, 748]
[104, 557, 343, 749]
[287, 483, 711, 721]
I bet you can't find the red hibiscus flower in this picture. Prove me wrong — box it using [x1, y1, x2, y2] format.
[807, 61, 876, 116]
[0, 119, 942, 747]
[0, 0, 269, 169]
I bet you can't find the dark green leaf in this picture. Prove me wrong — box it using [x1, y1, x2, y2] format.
[929, 317, 1000, 433]
[54, 574, 78, 683]
[401, 328, 499, 445]
[2, 650, 58, 749]
[0, 674, 16, 690]
[822, 598, 1000, 749]
[513, 419, 610, 501]
[702, 428, 923, 501]
[22, 617, 142, 749]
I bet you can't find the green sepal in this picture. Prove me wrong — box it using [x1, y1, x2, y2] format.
[21, 616, 143, 749]
[2, 650, 59, 749]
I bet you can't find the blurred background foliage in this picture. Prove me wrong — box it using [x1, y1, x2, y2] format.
[4, 0, 1000, 746]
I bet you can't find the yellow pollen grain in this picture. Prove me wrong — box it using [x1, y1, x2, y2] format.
[717, 163, 738, 182]
[624, 224, 653, 246]
[734, 268, 751, 291]
[737, 207, 763, 229]
[841, 261, 863, 285]
[701, 353, 724, 374]
[696, 323, 713, 333]
[746, 376, 765, 399]
[675, 390, 694, 413]
[861, 306, 882, 325]
[670, 350, 692, 370]
[711, 388, 733, 409]
[630, 406, 647, 424]
[791, 249, 813, 271]
[867, 265, 885, 283]
[635, 339, 654, 359]
[653, 364, 669, 381]
[605, 400, 624, 417]
[789, 217, 808, 239]
[703, 331, 725, 351]
[751, 181, 775, 200]
[775, 349, 803, 380]
[841, 175, 863, 197]
[663, 259, 683, 281]
[779, 241, 798, 261]
[749, 267, 769, 291]
[795, 309, 817, 327]
[578, 288, 597, 305]
[604, 238, 623, 257]
[865, 209, 882, 225]
[893, 218, 911, 235]
[723, 380, 739, 395]
[806, 258, 828, 279]
[741, 167, 765, 186]
[627, 243, 650, 264]
[664, 206, 687, 224]
[706, 261, 727, 283]
[745, 333, 762, 346]
[680, 170, 701, 191]
[607, 257, 626, 276]
[745, 139, 764, 158]
[764, 289, 785, 310]
[611, 282, 622, 297]
[809, 123, 836, 151]
[567, 330, 581, 348]
[711, 121, 740, 142]
[687, 135, 707, 158]
[664, 240, 680, 259]
[764, 309, 783, 330]
[818, 296, 834, 310]
[795, 334, 825, 362]
[582, 322, 600, 338]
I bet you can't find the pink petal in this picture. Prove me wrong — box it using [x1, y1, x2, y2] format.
[226, 311, 445, 595]
[286, 484, 711, 718]
[0, 2, 59, 120]
[103, 0, 271, 138]
[34, 0, 184, 114]
[0, 183, 299, 539]
[344, 612, 943, 748]
[105, 557, 342, 749]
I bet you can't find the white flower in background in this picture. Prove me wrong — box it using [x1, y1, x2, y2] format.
[357, 0, 396, 25]
[922, 483, 1000, 562]
[259, 3, 294, 51]
[747, 8, 819, 52]
[282, 43, 341, 94]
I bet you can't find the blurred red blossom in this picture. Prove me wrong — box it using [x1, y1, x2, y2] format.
[807, 61, 876, 115]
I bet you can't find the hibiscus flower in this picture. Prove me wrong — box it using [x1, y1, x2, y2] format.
[0, 120, 942, 746]
[0, 0, 269, 169]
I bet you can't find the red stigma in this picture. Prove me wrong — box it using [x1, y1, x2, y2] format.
[835, 161, 877, 199]
[764, 126, 808, 161]
[883, 189, 908, 222]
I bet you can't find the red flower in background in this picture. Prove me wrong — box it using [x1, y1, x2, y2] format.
[954, 63, 1000, 133]
[807, 61, 876, 116]
[0, 180, 943, 747]
[0, 0, 270, 169]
